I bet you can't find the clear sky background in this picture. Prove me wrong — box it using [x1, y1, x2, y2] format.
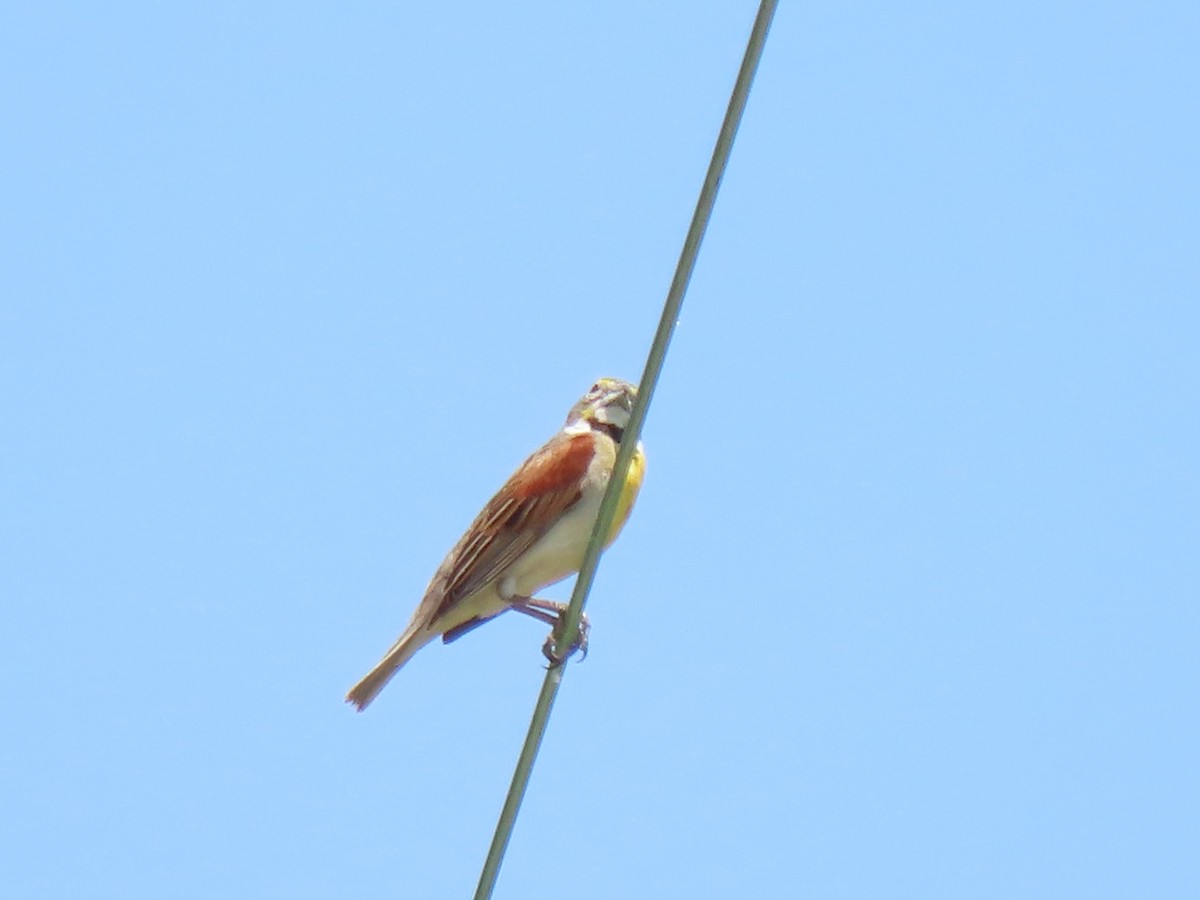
[4, 3, 1198, 898]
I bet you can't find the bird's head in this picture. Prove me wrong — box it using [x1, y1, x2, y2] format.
[566, 377, 638, 441]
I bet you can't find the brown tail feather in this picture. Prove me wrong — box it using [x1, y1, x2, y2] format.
[345, 626, 434, 711]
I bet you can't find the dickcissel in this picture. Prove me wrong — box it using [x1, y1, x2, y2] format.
[346, 377, 646, 711]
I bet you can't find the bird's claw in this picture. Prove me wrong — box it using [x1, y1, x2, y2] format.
[542, 612, 590, 668]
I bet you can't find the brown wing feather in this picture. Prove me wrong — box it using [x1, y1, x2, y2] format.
[429, 431, 595, 622]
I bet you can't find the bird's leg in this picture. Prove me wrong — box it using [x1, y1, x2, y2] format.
[506, 600, 558, 627]
[508, 596, 590, 666]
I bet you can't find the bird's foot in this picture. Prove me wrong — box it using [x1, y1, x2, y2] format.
[542, 611, 590, 668]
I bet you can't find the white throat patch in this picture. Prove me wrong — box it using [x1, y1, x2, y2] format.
[594, 404, 631, 429]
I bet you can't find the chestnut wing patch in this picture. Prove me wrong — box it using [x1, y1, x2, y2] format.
[432, 432, 594, 622]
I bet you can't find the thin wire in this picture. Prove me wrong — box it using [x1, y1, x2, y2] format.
[473, 4, 778, 897]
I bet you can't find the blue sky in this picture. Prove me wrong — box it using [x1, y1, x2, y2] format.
[4, 2, 1198, 897]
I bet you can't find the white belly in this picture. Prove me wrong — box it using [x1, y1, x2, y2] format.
[502, 484, 604, 598]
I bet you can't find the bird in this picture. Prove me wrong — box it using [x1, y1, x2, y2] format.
[346, 377, 646, 711]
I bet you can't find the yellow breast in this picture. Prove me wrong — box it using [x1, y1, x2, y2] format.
[606, 443, 645, 547]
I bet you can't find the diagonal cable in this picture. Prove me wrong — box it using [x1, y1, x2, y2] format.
[473, 4, 778, 897]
